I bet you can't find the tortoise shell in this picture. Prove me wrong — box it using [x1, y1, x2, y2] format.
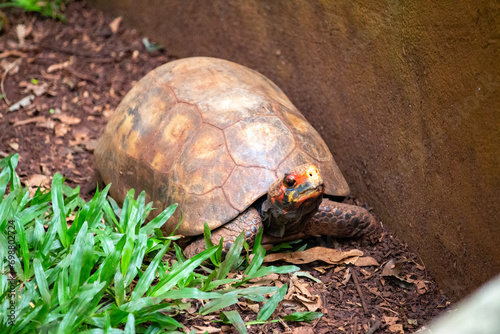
[95, 57, 349, 236]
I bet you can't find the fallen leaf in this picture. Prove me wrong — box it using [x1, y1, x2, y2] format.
[383, 315, 399, 326]
[0, 50, 26, 59]
[23, 174, 51, 188]
[47, 57, 74, 73]
[414, 280, 428, 294]
[382, 259, 404, 277]
[55, 122, 70, 137]
[36, 118, 56, 129]
[20, 81, 49, 96]
[408, 319, 418, 326]
[294, 294, 321, 312]
[341, 268, 351, 285]
[9, 142, 19, 151]
[388, 324, 404, 333]
[53, 113, 81, 125]
[16, 24, 32, 46]
[0, 59, 20, 73]
[7, 94, 35, 112]
[292, 326, 315, 334]
[291, 276, 311, 297]
[263, 247, 363, 265]
[284, 276, 321, 312]
[109, 16, 122, 33]
[353, 256, 379, 267]
[191, 325, 220, 333]
[382, 259, 418, 289]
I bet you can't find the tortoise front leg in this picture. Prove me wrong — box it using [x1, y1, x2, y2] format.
[305, 199, 380, 242]
[261, 199, 380, 247]
[184, 207, 263, 258]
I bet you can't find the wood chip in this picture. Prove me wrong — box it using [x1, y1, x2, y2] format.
[109, 16, 122, 33]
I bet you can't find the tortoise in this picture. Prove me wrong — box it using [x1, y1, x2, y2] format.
[95, 57, 379, 257]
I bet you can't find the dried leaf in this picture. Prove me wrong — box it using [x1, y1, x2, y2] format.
[109, 16, 122, 33]
[263, 247, 363, 265]
[291, 327, 315, 334]
[47, 58, 74, 73]
[0, 50, 26, 59]
[353, 256, 379, 267]
[388, 324, 404, 333]
[191, 325, 220, 333]
[341, 268, 351, 285]
[53, 113, 81, 125]
[291, 276, 311, 297]
[9, 142, 19, 151]
[382, 259, 417, 288]
[20, 81, 48, 96]
[408, 319, 418, 326]
[414, 280, 428, 294]
[383, 315, 399, 326]
[55, 122, 70, 137]
[382, 259, 404, 277]
[13, 115, 47, 126]
[0, 59, 20, 73]
[36, 118, 56, 129]
[7, 94, 35, 112]
[23, 174, 51, 188]
[15, 24, 32, 46]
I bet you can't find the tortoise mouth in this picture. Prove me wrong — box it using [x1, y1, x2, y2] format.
[294, 183, 325, 207]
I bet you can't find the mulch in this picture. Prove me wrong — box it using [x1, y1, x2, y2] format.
[0, 2, 449, 333]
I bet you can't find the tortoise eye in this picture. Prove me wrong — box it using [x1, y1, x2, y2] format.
[283, 174, 296, 187]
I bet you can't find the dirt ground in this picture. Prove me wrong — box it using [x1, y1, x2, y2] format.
[0, 2, 449, 333]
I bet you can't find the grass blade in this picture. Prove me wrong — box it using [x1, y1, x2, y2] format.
[57, 282, 106, 333]
[140, 204, 178, 236]
[14, 218, 30, 279]
[51, 173, 69, 248]
[69, 221, 88, 296]
[200, 294, 239, 315]
[257, 283, 288, 321]
[80, 233, 95, 285]
[33, 258, 51, 304]
[283, 311, 323, 322]
[157, 288, 221, 300]
[217, 231, 245, 280]
[221, 310, 247, 334]
[151, 246, 218, 297]
[130, 243, 170, 301]
[124, 313, 136, 334]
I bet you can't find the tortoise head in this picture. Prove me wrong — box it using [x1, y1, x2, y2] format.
[262, 163, 325, 238]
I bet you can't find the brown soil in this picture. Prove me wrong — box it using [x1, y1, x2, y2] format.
[0, 2, 449, 333]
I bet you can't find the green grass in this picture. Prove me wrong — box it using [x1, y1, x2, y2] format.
[0, 0, 70, 21]
[0, 154, 322, 333]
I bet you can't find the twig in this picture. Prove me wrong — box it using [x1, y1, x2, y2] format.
[353, 317, 358, 334]
[1, 58, 22, 106]
[65, 67, 98, 84]
[366, 318, 382, 334]
[351, 270, 369, 315]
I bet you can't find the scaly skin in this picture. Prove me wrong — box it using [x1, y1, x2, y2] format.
[261, 199, 379, 246]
